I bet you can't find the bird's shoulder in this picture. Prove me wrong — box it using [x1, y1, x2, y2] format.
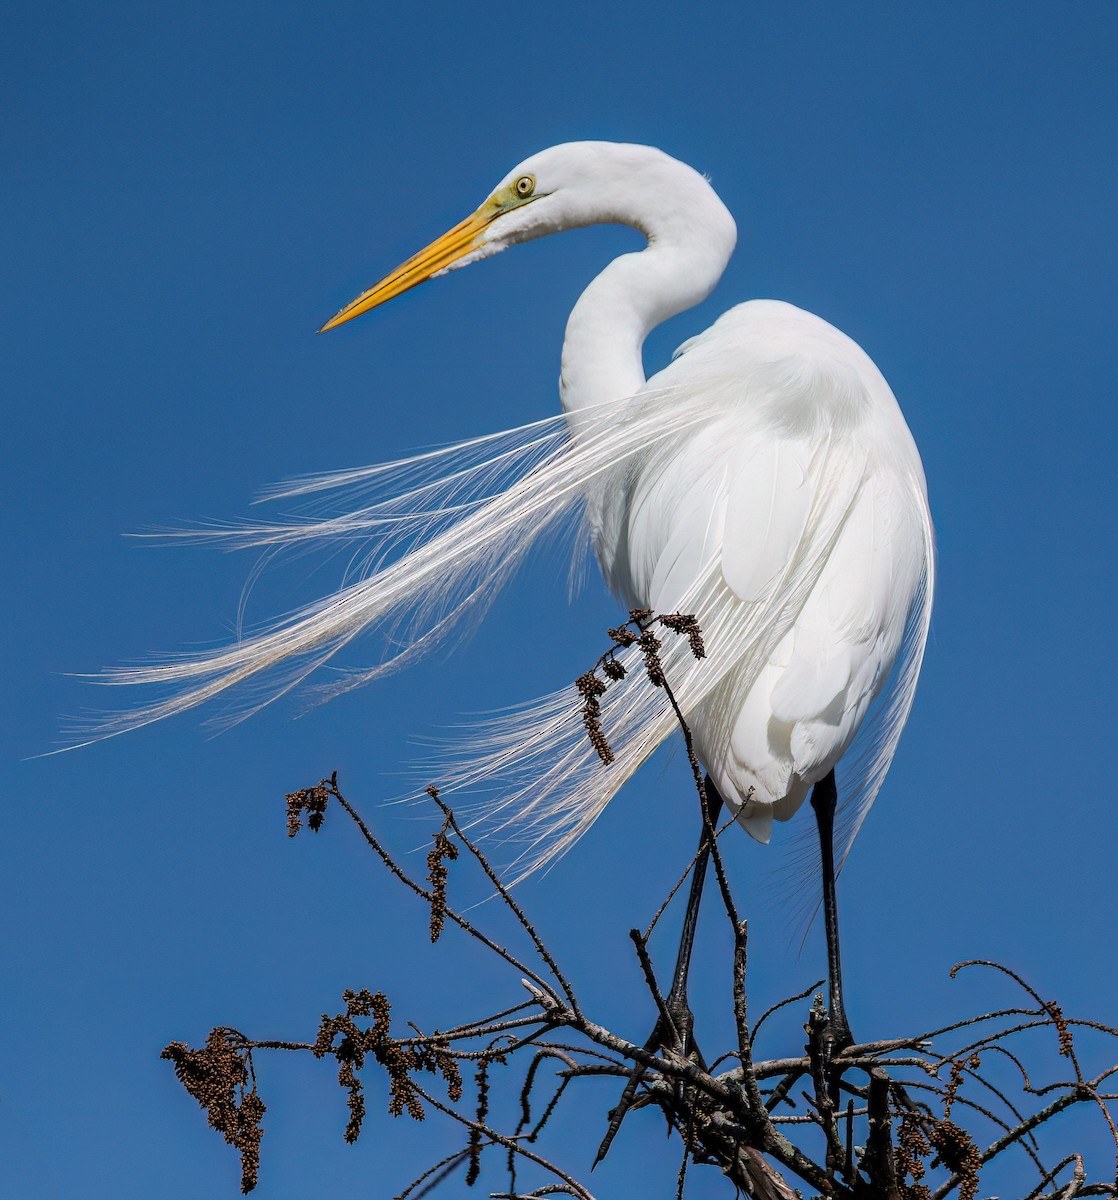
[653, 299, 909, 445]
[669, 299, 863, 364]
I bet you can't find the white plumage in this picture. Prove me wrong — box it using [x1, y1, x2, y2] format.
[98, 142, 933, 881]
[610, 300, 931, 846]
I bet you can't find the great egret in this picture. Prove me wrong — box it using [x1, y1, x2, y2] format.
[104, 141, 933, 1059]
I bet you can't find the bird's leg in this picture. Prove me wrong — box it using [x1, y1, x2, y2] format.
[810, 769, 854, 1062]
[594, 777, 723, 1166]
[661, 774, 724, 1058]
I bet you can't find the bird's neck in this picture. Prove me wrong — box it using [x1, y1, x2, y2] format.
[559, 223, 735, 432]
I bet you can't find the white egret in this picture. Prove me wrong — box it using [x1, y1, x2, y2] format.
[104, 141, 933, 1062]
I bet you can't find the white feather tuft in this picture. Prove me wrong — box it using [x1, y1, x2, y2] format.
[422, 429, 879, 882]
[77, 389, 712, 745]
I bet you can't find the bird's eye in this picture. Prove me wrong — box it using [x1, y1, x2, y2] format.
[514, 175, 536, 199]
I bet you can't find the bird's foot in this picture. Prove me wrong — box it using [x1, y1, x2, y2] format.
[594, 998, 704, 1168]
[650, 992, 702, 1063]
[821, 1010, 855, 1071]
[806, 994, 855, 1098]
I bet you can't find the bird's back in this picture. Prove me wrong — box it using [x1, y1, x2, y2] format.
[588, 300, 932, 842]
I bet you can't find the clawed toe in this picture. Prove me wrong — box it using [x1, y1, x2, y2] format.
[594, 1002, 705, 1167]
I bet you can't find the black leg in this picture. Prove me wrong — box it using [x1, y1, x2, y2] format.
[810, 768, 853, 1054]
[663, 774, 724, 1038]
[594, 776, 724, 1167]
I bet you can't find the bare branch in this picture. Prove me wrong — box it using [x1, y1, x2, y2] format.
[159, 619, 1118, 1199]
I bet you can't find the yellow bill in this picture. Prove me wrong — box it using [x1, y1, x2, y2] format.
[317, 203, 499, 333]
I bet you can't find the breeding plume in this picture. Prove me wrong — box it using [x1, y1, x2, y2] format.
[105, 145, 933, 1029]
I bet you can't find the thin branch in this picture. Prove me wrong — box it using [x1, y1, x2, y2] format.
[327, 779, 561, 1005]
[751, 980, 825, 1047]
[429, 793, 583, 1019]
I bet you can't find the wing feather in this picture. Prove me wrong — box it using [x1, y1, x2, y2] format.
[722, 440, 812, 601]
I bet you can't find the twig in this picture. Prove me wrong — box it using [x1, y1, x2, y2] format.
[326, 778, 562, 1006]
[428, 792, 583, 1019]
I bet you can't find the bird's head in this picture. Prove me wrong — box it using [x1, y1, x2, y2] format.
[317, 142, 731, 333]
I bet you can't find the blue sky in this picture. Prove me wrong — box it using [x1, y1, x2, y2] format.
[4, 3, 1117, 1196]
